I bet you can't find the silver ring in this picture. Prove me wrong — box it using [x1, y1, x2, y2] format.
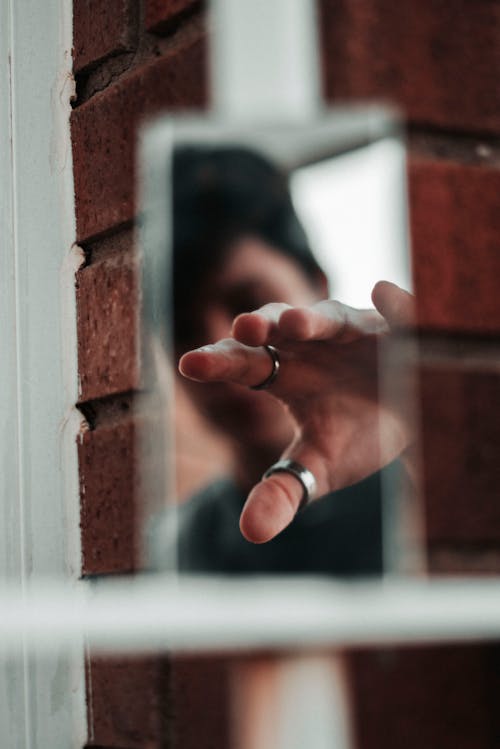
[250, 345, 280, 390]
[263, 459, 317, 510]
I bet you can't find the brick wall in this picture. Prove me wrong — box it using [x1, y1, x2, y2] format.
[73, 0, 206, 576]
[72, 0, 500, 747]
[72, 2, 206, 747]
[319, 0, 500, 575]
[320, 1, 500, 746]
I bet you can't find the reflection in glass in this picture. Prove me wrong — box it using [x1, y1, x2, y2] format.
[142, 119, 417, 577]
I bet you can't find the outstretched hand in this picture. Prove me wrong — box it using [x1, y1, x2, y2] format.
[179, 281, 415, 544]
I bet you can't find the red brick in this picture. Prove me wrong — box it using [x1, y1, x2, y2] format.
[76, 249, 140, 401]
[73, 0, 136, 73]
[71, 31, 207, 242]
[86, 654, 170, 747]
[319, 0, 500, 133]
[145, 0, 198, 34]
[419, 365, 500, 544]
[79, 416, 138, 575]
[349, 645, 498, 749]
[428, 545, 500, 575]
[171, 656, 230, 749]
[409, 159, 500, 334]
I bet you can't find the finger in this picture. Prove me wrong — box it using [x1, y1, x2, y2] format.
[239, 475, 301, 544]
[239, 444, 329, 544]
[371, 281, 415, 329]
[278, 300, 387, 343]
[232, 303, 292, 346]
[179, 338, 276, 388]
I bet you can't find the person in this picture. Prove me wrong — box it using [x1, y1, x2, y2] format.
[153, 145, 413, 575]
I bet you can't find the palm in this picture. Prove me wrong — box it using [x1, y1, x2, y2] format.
[281, 337, 400, 485]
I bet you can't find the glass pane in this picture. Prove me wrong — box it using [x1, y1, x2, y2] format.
[139, 109, 422, 578]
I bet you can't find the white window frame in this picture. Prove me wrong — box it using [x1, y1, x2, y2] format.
[0, 0, 86, 746]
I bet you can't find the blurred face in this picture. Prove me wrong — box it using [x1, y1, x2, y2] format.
[179, 236, 327, 452]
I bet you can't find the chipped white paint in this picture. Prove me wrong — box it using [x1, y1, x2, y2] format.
[0, 0, 86, 746]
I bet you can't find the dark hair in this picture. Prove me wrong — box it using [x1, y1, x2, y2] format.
[172, 145, 322, 344]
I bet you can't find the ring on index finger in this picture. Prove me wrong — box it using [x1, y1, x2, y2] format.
[250, 345, 280, 390]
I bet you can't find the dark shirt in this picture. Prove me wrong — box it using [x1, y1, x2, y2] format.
[150, 465, 401, 576]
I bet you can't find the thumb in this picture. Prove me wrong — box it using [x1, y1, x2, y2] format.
[239, 446, 328, 544]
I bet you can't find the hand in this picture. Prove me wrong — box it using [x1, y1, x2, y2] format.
[179, 281, 415, 544]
